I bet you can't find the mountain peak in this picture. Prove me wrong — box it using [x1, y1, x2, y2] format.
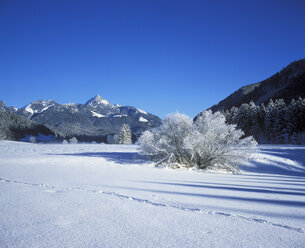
[85, 95, 112, 107]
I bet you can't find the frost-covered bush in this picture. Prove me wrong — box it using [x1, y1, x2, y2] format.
[138, 111, 258, 173]
[62, 139, 68, 144]
[138, 113, 193, 167]
[69, 137, 78, 144]
[185, 111, 258, 172]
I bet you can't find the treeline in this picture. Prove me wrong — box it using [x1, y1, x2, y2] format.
[223, 97, 305, 144]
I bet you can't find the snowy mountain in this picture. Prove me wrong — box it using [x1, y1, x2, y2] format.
[207, 58, 305, 112]
[85, 94, 112, 108]
[14, 95, 161, 141]
[0, 100, 18, 114]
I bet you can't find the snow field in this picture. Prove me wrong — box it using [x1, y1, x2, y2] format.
[0, 141, 305, 247]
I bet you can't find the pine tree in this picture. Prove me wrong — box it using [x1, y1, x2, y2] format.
[227, 106, 238, 124]
[119, 124, 132, 144]
[295, 97, 305, 133]
[285, 99, 297, 142]
[265, 99, 276, 142]
[273, 99, 287, 143]
[236, 103, 250, 131]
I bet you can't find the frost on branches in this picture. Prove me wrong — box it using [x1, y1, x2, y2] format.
[137, 111, 258, 173]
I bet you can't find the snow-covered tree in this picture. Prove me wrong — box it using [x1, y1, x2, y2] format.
[264, 99, 276, 142]
[221, 97, 305, 144]
[227, 106, 238, 124]
[119, 124, 132, 144]
[286, 99, 297, 138]
[138, 111, 258, 173]
[273, 99, 287, 143]
[69, 137, 78, 144]
[248, 101, 259, 127]
[295, 97, 305, 133]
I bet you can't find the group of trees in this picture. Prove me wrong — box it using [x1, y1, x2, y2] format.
[138, 111, 257, 173]
[223, 97, 305, 144]
[0, 111, 55, 141]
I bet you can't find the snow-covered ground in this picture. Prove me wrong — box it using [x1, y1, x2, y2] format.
[0, 141, 305, 248]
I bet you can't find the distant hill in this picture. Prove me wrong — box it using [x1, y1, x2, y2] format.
[208, 59, 305, 112]
[0, 102, 56, 141]
[1, 95, 162, 142]
[194, 59, 305, 144]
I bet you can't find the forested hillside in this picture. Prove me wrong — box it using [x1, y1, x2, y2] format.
[222, 97, 305, 144]
[210, 59, 305, 112]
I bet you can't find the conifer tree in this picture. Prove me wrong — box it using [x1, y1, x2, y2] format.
[119, 124, 132, 144]
[274, 99, 287, 143]
[265, 99, 276, 142]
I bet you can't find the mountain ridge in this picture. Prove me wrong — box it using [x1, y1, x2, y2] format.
[208, 58, 305, 113]
[1, 95, 161, 142]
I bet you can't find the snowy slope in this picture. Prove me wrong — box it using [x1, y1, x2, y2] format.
[0, 141, 305, 247]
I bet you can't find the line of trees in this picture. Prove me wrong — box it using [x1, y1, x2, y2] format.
[223, 97, 305, 144]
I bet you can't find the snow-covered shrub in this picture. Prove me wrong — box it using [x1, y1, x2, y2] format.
[138, 111, 258, 173]
[29, 136, 36, 143]
[137, 113, 193, 167]
[119, 124, 132, 144]
[185, 110, 258, 173]
[69, 137, 78, 144]
[62, 139, 68, 144]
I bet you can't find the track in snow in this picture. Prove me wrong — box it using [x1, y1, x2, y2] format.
[1, 177, 304, 234]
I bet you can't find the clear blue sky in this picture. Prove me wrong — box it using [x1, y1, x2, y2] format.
[1, 0, 305, 118]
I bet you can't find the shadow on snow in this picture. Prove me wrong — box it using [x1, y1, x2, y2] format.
[48, 152, 148, 164]
[240, 146, 305, 177]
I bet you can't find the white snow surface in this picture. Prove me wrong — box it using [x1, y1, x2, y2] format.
[63, 103, 77, 107]
[86, 95, 112, 107]
[0, 142, 305, 248]
[90, 110, 106, 118]
[41, 104, 54, 112]
[24, 104, 34, 114]
[137, 108, 148, 115]
[112, 114, 128, 117]
[139, 116, 148, 122]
